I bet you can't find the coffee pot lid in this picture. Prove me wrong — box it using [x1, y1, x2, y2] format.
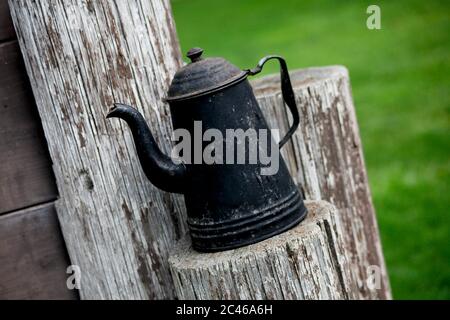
[166, 47, 247, 102]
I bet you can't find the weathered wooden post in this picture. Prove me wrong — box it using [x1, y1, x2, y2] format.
[253, 67, 391, 299]
[170, 200, 358, 300]
[9, 0, 390, 299]
[9, 0, 186, 299]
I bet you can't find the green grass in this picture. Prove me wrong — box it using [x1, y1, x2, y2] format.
[171, 0, 450, 299]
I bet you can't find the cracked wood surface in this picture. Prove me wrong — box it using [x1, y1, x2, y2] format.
[10, 0, 389, 300]
[254, 67, 391, 299]
[169, 200, 358, 300]
[9, 0, 185, 299]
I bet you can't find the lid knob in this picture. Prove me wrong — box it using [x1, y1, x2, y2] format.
[186, 47, 204, 63]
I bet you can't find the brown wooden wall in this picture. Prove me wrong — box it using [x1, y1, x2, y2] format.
[0, 0, 77, 299]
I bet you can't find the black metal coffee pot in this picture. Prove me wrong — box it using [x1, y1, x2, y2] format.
[107, 47, 307, 252]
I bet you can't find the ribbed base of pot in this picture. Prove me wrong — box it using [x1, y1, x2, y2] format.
[188, 190, 307, 252]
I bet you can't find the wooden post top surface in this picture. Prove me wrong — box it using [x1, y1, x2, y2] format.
[169, 200, 336, 267]
[169, 200, 358, 300]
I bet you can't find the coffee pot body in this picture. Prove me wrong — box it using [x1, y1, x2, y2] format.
[107, 48, 307, 252]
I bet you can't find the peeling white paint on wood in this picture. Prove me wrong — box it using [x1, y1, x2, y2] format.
[169, 201, 358, 300]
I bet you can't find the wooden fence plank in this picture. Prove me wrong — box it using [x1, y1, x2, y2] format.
[0, 202, 78, 299]
[0, 40, 57, 214]
[0, 0, 15, 41]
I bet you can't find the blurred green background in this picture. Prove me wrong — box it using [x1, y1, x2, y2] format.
[171, 0, 449, 299]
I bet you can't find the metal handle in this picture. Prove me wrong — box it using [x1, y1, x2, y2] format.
[247, 55, 300, 148]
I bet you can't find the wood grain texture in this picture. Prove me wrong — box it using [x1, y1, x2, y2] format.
[0, 40, 57, 214]
[10, 0, 390, 300]
[252, 66, 391, 299]
[170, 200, 358, 300]
[0, 0, 15, 41]
[0, 202, 78, 300]
[9, 0, 185, 299]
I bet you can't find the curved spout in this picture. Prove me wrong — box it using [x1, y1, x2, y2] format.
[107, 103, 186, 194]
